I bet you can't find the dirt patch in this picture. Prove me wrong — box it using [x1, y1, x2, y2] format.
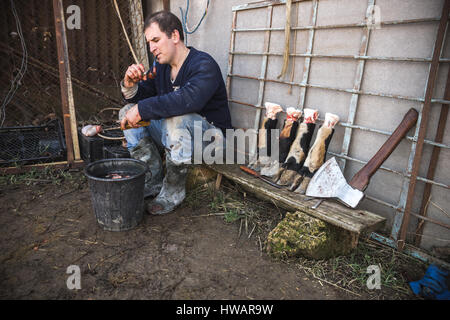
[0, 169, 423, 299]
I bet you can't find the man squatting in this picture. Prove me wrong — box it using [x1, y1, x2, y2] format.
[119, 11, 233, 215]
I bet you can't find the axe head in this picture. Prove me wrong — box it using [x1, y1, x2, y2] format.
[305, 157, 364, 208]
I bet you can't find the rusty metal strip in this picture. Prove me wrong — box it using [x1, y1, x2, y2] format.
[251, 5, 274, 159]
[226, 11, 237, 98]
[396, 0, 450, 251]
[369, 232, 450, 269]
[414, 43, 450, 246]
[232, 0, 300, 12]
[288, 1, 300, 94]
[230, 51, 450, 63]
[228, 72, 450, 105]
[298, 0, 318, 108]
[232, 17, 442, 30]
[340, 0, 374, 170]
[364, 195, 450, 230]
[229, 99, 264, 109]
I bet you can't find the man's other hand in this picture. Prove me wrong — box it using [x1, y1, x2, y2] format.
[120, 104, 142, 130]
[123, 64, 147, 88]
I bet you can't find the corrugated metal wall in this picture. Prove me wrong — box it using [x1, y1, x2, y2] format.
[171, 0, 450, 252]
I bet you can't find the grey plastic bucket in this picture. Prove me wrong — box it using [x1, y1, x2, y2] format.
[84, 158, 149, 231]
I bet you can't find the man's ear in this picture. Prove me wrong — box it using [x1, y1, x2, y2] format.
[171, 29, 181, 44]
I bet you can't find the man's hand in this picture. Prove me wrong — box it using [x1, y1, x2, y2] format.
[123, 63, 147, 88]
[120, 104, 142, 130]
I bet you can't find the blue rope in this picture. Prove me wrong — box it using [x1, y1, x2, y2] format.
[179, 0, 210, 45]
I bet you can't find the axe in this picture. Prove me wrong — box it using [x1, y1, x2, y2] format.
[306, 108, 418, 208]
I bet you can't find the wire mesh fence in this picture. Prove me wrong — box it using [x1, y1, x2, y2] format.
[0, 0, 148, 165]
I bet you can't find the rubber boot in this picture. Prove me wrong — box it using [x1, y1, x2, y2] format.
[129, 137, 163, 198]
[147, 154, 188, 215]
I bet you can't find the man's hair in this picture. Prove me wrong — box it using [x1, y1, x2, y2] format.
[144, 11, 184, 42]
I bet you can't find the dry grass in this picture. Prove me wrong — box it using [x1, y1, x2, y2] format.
[183, 178, 427, 299]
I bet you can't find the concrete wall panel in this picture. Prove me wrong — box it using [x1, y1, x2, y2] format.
[309, 58, 358, 90]
[229, 102, 258, 130]
[304, 87, 351, 120]
[263, 81, 301, 110]
[362, 60, 429, 98]
[234, 32, 266, 54]
[235, 6, 268, 29]
[266, 55, 306, 83]
[232, 55, 262, 78]
[376, 0, 444, 21]
[316, 0, 367, 26]
[347, 128, 413, 173]
[314, 28, 364, 56]
[355, 95, 422, 132]
[368, 23, 438, 59]
[230, 77, 259, 106]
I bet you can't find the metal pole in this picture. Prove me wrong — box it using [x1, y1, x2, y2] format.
[226, 11, 237, 97]
[232, 17, 442, 31]
[228, 72, 450, 105]
[53, 0, 80, 164]
[340, 0, 374, 170]
[297, 0, 318, 109]
[414, 41, 450, 247]
[252, 5, 274, 161]
[397, 0, 450, 251]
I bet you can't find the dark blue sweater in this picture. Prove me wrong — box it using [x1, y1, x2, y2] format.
[124, 47, 232, 132]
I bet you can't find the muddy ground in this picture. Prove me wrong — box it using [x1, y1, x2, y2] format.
[0, 169, 425, 300]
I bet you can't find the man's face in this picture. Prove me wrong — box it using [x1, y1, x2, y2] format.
[145, 22, 177, 65]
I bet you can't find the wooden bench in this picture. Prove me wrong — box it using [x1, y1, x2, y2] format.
[208, 164, 386, 251]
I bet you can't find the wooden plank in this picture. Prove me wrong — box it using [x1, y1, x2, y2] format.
[53, 0, 76, 165]
[209, 164, 386, 234]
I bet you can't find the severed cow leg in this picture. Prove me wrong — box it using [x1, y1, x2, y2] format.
[250, 102, 283, 172]
[276, 108, 318, 186]
[292, 113, 340, 193]
[271, 107, 302, 181]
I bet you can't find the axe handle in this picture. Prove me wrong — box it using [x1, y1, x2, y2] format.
[239, 165, 281, 188]
[240, 165, 261, 177]
[349, 108, 418, 191]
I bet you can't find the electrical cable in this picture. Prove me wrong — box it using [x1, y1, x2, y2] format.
[1, 0, 28, 127]
[179, 0, 211, 45]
